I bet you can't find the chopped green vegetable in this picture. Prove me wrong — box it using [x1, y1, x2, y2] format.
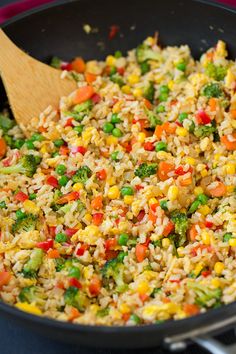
[64, 286, 87, 311]
[143, 81, 155, 102]
[205, 63, 227, 81]
[101, 257, 127, 292]
[223, 232, 233, 242]
[170, 211, 188, 246]
[0, 201, 6, 209]
[136, 44, 160, 63]
[144, 107, 162, 128]
[121, 186, 134, 196]
[0, 155, 39, 177]
[140, 62, 150, 75]
[134, 163, 158, 178]
[202, 83, 223, 98]
[72, 166, 92, 184]
[194, 125, 216, 138]
[22, 248, 44, 278]
[0, 114, 14, 133]
[187, 281, 222, 307]
[96, 307, 110, 317]
[19, 285, 44, 304]
[110, 73, 125, 87]
[74, 99, 93, 113]
[50, 56, 62, 69]
[12, 214, 38, 234]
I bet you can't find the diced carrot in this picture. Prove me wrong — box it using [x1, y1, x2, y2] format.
[89, 276, 101, 296]
[209, 97, 217, 112]
[100, 150, 109, 158]
[105, 238, 117, 251]
[122, 313, 131, 322]
[208, 182, 227, 197]
[221, 133, 236, 150]
[163, 122, 176, 134]
[105, 250, 119, 260]
[162, 297, 171, 303]
[179, 176, 192, 186]
[69, 307, 81, 321]
[73, 85, 94, 104]
[0, 138, 7, 158]
[135, 244, 148, 262]
[148, 209, 157, 223]
[139, 293, 149, 302]
[91, 195, 103, 210]
[230, 110, 236, 119]
[183, 303, 199, 316]
[154, 125, 164, 140]
[57, 191, 80, 204]
[0, 271, 11, 287]
[85, 72, 97, 84]
[189, 224, 198, 241]
[163, 221, 175, 236]
[157, 161, 175, 181]
[38, 126, 47, 133]
[143, 98, 152, 109]
[47, 249, 60, 258]
[59, 145, 70, 155]
[71, 57, 86, 73]
[206, 51, 214, 61]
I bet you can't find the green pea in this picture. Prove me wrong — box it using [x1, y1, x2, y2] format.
[160, 85, 169, 94]
[25, 140, 35, 150]
[114, 50, 122, 58]
[55, 233, 67, 243]
[176, 61, 186, 71]
[111, 151, 119, 161]
[110, 113, 121, 124]
[0, 201, 6, 209]
[109, 67, 117, 76]
[56, 164, 67, 175]
[29, 193, 37, 200]
[118, 233, 129, 246]
[121, 186, 134, 196]
[59, 175, 69, 187]
[14, 139, 25, 149]
[112, 128, 123, 137]
[179, 112, 188, 123]
[103, 122, 114, 134]
[140, 62, 150, 75]
[68, 266, 81, 279]
[31, 133, 44, 142]
[155, 142, 167, 152]
[51, 152, 60, 158]
[160, 200, 168, 211]
[188, 200, 200, 214]
[197, 193, 209, 205]
[16, 210, 26, 220]
[159, 92, 169, 102]
[156, 105, 165, 113]
[130, 314, 141, 324]
[223, 232, 232, 242]
[117, 251, 128, 262]
[73, 125, 84, 135]
[54, 139, 65, 147]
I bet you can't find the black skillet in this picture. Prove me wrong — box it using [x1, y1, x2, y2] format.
[1, 1, 236, 353]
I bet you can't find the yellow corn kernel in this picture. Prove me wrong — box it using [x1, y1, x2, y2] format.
[15, 302, 42, 316]
[229, 238, 236, 247]
[84, 213, 92, 223]
[162, 238, 171, 248]
[137, 281, 150, 294]
[90, 305, 100, 314]
[72, 183, 83, 191]
[227, 185, 235, 193]
[149, 198, 158, 206]
[214, 262, 225, 275]
[214, 153, 221, 161]
[198, 205, 211, 216]
[194, 262, 204, 276]
[167, 185, 179, 201]
[177, 247, 185, 257]
[216, 40, 227, 57]
[142, 305, 158, 319]
[75, 222, 82, 229]
[107, 177, 116, 185]
[168, 80, 174, 90]
[200, 169, 208, 177]
[119, 303, 130, 314]
[128, 74, 140, 85]
[40, 144, 48, 154]
[156, 151, 170, 160]
[124, 195, 134, 205]
[211, 278, 221, 288]
[23, 200, 40, 215]
[176, 127, 188, 137]
[106, 136, 118, 146]
[108, 186, 120, 199]
[133, 88, 143, 98]
[137, 132, 146, 143]
[82, 127, 94, 144]
[185, 157, 196, 166]
[194, 186, 204, 196]
[106, 55, 116, 66]
[112, 101, 122, 113]
[201, 230, 211, 245]
[225, 163, 235, 175]
[121, 85, 131, 94]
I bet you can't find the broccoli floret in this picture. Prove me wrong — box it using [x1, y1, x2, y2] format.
[0, 114, 15, 133]
[170, 211, 188, 246]
[202, 83, 223, 98]
[12, 214, 38, 234]
[96, 307, 109, 317]
[101, 258, 127, 292]
[50, 56, 62, 69]
[144, 107, 162, 128]
[134, 163, 158, 179]
[205, 63, 227, 81]
[110, 73, 125, 87]
[0, 155, 39, 177]
[72, 166, 92, 184]
[136, 44, 160, 63]
[64, 286, 87, 311]
[187, 281, 222, 308]
[22, 248, 44, 278]
[143, 81, 155, 103]
[194, 125, 216, 138]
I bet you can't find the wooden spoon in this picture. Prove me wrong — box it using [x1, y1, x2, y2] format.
[0, 29, 76, 136]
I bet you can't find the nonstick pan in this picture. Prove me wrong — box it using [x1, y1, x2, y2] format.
[1, 1, 236, 353]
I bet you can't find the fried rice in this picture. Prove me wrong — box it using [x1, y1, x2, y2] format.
[0, 35, 235, 326]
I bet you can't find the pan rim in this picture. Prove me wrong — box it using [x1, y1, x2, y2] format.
[1, 0, 236, 340]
